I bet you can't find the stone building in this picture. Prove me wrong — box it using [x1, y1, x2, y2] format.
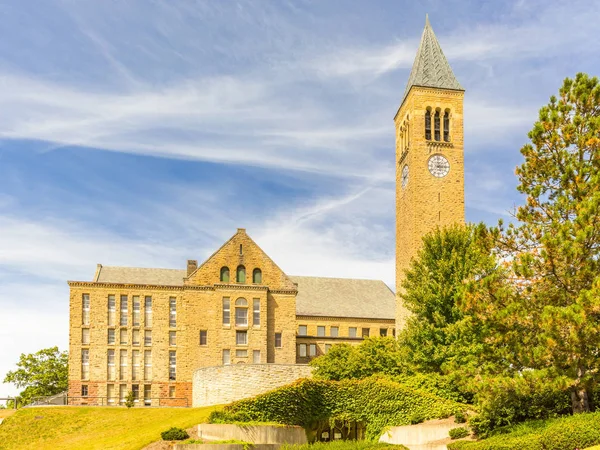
[67, 16, 464, 407]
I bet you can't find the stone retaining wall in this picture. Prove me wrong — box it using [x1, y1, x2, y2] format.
[196, 423, 307, 445]
[192, 364, 312, 407]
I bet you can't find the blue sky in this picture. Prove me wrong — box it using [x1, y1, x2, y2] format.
[1, 0, 600, 397]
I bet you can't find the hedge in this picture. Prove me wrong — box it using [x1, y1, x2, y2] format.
[209, 376, 468, 440]
[448, 411, 600, 450]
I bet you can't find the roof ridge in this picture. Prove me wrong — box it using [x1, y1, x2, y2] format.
[99, 265, 185, 271]
[290, 275, 388, 282]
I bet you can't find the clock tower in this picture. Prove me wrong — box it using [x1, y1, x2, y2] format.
[395, 16, 465, 331]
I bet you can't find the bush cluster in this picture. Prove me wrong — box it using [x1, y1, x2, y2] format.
[161, 427, 189, 441]
[209, 377, 468, 440]
[449, 427, 469, 440]
[448, 411, 600, 450]
[280, 442, 409, 450]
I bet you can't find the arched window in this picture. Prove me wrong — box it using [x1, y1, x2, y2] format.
[235, 298, 248, 326]
[425, 109, 432, 140]
[236, 265, 246, 283]
[253, 268, 262, 284]
[443, 111, 450, 142]
[434, 110, 441, 141]
[220, 267, 230, 282]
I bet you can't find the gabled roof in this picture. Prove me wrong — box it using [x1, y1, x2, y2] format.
[401, 15, 463, 106]
[95, 265, 185, 286]
[291, 276, 395, 320]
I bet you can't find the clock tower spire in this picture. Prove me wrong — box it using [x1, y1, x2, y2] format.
[395, 16, 465, 331]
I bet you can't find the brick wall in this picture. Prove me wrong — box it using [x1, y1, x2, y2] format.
[192, 364, 313, 407]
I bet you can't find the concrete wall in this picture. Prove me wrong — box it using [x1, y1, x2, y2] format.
[379, 417, 464, 450]
[196, 424, 307, 444]
[192, 364, 312, 407]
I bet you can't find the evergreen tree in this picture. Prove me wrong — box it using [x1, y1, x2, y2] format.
[465, 73, 600, 413]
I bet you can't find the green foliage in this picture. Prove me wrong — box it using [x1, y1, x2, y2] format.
[185, 439, 253, 449]
[310, 338, 404, 381]
[160, 426, 189, 441]
[449, 427, 469, 439]
[464, 73, 600, 413]
[3, 347, 68, 406]
[448, 412, 600, 450]
[392, 373, 473, 404]
[454, 411, 467, 424]
[280, 443, 408, 450]
[399, 224, 495, 375]
[210, 377, 467, 441]
[125, 391, 135, 409]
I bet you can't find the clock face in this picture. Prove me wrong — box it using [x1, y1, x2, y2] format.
[401, 165, 409, 189]
[428, 155, 450, 178]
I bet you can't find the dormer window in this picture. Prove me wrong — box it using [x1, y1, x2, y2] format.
[253, 268, 262, 284]
[220, 267, 230, 282]
[236, 265, 246, 283]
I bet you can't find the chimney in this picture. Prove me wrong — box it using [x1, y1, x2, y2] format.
[187, 260, 198, 276]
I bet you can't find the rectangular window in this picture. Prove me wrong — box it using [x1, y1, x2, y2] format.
[81, 385, 88, 397]
[299, 344, 307, 357]
[82, 328, 90, 345]
[169, 331, 176, 346]
[144, 296, 152, 327]
[325, 344, 332, 353]
[317, 326, 325, 337]
[236, 330, 247, 346]
[81, 349, 89, 380]
[235, 307, 248, 327]
[82, 294, 90, 325]
[132, 296, 140, 326]
[298, 325, 307, 336]
[275, 333, 282, 348]
[144, 330, 152, 346]
[199, 330, 207, 346]
[330, 326, 339, 337]
[253, 299, 260, 326]
[132, 329, 140, 346]
[169, 386, 176, 398]
[120, 295, 128, 326]
[119, 384, 126, 405]
[108, 328, 115, 345]
[107, 349, 115, 380]
[144, 384, 151, 406]
[222, 349, 230, 365]
[223, 297, 230, 326]
[349, 327, 357, 338]
[107, 384, 115, 405]
[236, 349, 248, 358]
[108, 295, 116, 326]
[309, 344, 317, 357]
[132, 350, 140, 381]
[169, 297, 176, 328]
[169, 351, 176, 381]
[120, 328, 127, 345]
[380, 328, 388, 337]
[144, 350, 152, 380]
[362, 328, 370, 338]
[132, 384, 139, 402]
[119, 350, 127, 381]
[253, 350, 260, 364]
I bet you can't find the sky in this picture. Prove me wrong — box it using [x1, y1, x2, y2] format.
[1, 0, 600, 398]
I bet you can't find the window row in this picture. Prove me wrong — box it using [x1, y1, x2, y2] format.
[297, 325, 393, 338]
[79, 384, 178, 406]
[222, 349, 261, 365]
[81, 294, 176, 328]
[298, 343, 333, 359]
[220, 266, 262, 284]
[425, 108, 451, 142]
[223, 297, 260, 327]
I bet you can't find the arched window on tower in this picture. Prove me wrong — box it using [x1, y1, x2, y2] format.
[220, 267, 230, 282]
[236, 265, 246, 283]
[434, 110, 441, 141]
[443, 110, 450, 142]
[425, 109, 432, 140]
[253, 268, 262, 284]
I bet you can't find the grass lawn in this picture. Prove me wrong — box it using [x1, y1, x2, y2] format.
[0, 405, 217, 450]
[0, 410, 16, 419]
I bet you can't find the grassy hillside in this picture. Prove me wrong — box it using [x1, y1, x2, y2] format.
[0, 406, 216, 450]
[0, 410, 15, 419]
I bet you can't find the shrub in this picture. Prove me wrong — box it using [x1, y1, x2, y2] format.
[211, 377, 467, 440]
[125, 391, 135, 409]
[449, 427, 469, 439]
[454, 411, 467, 424]
[161, 427, 189, 441]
